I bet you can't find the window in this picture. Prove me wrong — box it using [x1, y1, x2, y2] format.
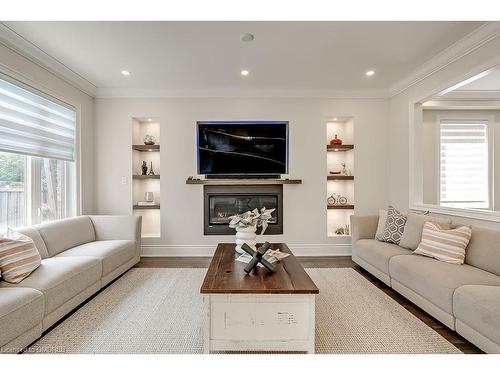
[439, 120, 490, 209]
[0, 76, 76, 233]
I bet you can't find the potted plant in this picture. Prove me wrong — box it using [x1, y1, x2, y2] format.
[229, 207, 275, 254]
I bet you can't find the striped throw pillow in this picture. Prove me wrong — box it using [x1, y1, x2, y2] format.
[0, 229, 42, 283]
[414, 222, 472, 265]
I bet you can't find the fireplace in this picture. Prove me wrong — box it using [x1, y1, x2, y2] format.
[203, 185, 283, 235]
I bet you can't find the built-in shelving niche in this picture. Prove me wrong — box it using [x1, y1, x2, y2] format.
[132, 117, 161, 238]
[326, 117, 354, 238]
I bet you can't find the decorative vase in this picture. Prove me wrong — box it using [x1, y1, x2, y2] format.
[235, 225, 257, 254]
[330, 134, 343, 145]
[145, 191, 154, 202]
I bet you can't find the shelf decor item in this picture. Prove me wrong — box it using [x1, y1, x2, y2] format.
[341, 162, 351, 176]
[148, 161, 155, 175]
[145, 191, 154, 203]
[229, 207, 275, 254]
[141, 161, 148, 175]
[330, 134, 343, 145]
[327, 193, 348, 206]
[143, 134, 156, 145]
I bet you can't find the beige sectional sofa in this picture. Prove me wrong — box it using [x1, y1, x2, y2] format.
[0, 215, 141, 353]
[351, 215, 500, 354]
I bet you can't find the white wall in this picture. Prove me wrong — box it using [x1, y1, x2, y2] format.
[389, 33, 500, 229]
[94, 97, 389, 256]
[0, 44, 95, 214]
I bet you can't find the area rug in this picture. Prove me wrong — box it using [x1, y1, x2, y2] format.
[28, 268, 461, 354]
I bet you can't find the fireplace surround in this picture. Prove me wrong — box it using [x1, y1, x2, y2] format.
[203, 185, 283, 235]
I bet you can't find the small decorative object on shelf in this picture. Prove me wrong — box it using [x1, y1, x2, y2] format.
[329, 171, 341, 175]
[327, 193, 348, 206]
[145, 191, 154, 203]
[345, 224, 350, 236]
[341, 162, 351, 176]
[148, 161, 155, 175]
[240, 242, 275, 273]
[330, 134, 343, 145]
[141, 161, 148, 175]
[143, 134, 156, 145]
[229, 207, 275, 254]
[334, 226, 345, 235]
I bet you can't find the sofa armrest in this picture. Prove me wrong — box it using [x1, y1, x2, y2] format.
[350, 215, 378, 243]
[89, 215, 142, 244]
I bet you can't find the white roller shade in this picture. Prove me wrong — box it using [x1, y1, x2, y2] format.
[0, 77, 76, 161]
[439, 120, 489, 209]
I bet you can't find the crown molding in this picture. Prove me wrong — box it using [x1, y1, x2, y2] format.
[0, 22, 97, 97]
[439, 90, 500, 100]
[388, 22, 500, 98]
[95, 87, 389, 99]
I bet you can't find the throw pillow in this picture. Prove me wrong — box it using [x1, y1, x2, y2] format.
[0, 229, 42, 283]
[382, 206, 407, 245]
[399, 212, 452, 250]
[375, 209, 388, 241]
[414, 222, 472, 265]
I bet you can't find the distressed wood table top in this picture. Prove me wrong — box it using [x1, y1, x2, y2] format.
[200, 243, 319, 294]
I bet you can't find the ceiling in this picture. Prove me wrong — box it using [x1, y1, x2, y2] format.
[458, 67, 500, 91]
[1, 21, 485, 96]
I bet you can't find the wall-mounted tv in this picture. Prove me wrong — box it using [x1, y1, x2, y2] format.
[197, 121, 289, 177]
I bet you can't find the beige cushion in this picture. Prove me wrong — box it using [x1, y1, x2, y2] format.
[389, 254, 500, 314]
[14, 227, 49, 259]
[414, 222, 472, 265]
[354, 239, 412, 276]
[453, 285, 500, 347]
[399, 213, 452, 250]
[464, 226, 500, 276]
[0, 288, 44, 347]
[0, 230, 42, 283]
[36, 216, 96, 257]
[0, 257, 101, 315]
[374, 209, 388, 240]
[56, 240, 136, 276]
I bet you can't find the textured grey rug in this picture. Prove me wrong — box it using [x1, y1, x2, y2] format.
[29, 268, 461, 354]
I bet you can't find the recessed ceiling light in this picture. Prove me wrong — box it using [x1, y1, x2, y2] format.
[241, 70, 250, 76]
[121, 70, 131, 76]
[365, 70, 375, 77]
[241, 33, 255, 42]
[333, 118, 338, 121]
[147, 118, 152, 122]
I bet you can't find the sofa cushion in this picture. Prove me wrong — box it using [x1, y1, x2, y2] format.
[0, 257, 101, 315]
[399, 212, 452, 250]
[389, 254, 500, 314]
[382, 206, 407, 245]
[0, 288, 44, 347]
[453, 285, 500, 347]
[36, 216, 96, 257]
[414, 222, 472, 265]
[0, 230, 42, 283]
[464, 226, 500, 277]
[56, 240, 135, 276]
[354, 239, 412, 276]
[374, 209, 388, 241]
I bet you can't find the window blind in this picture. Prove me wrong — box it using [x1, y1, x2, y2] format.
[439, 120, 489, 209]
[0, 77, 76, 161]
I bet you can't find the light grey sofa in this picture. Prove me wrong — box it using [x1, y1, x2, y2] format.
[0, 215, 141, 353]
[350, 215, 500, 354]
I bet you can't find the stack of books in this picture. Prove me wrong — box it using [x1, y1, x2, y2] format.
[136, 201, 156, 206]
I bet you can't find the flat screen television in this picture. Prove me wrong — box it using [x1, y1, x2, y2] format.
[197, 121, 289, 177]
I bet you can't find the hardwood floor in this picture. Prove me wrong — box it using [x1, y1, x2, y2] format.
[136, 255, 483, 354]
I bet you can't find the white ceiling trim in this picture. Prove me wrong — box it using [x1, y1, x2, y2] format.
[440, 90, 500, 100]
[388, 22, 500, 97]
[95, 87, 389, 99]
[0, 22, 97, 97]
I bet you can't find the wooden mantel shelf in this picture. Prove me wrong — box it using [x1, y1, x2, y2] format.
[186, 178, 302, 185]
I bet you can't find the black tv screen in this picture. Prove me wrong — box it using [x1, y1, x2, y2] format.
[197, 121, 288, 176]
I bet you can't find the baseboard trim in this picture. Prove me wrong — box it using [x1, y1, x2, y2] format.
[140, 243, 352, 257]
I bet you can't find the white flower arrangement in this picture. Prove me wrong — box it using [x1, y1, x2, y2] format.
[228, 207, 276, 235]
